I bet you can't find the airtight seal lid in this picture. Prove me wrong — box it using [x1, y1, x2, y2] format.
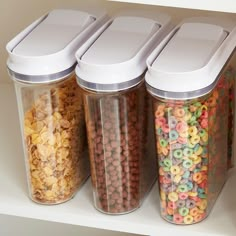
[75, 10, 172, 92]
[6, 9, 108, 83]
[145, 17, 236, 100]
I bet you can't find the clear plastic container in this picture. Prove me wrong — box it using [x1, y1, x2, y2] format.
[225, 64, 236, 169]
[82, 81, 156, 214]
[14, 75, 89, 204]
[6, 9, 108, 204]
[145, 17, 236, 224]
[75, 11, 172, 214]
[151, 68, 229, 224]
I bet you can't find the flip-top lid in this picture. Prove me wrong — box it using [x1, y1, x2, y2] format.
[75, 10, 172, 92]
[6, 9, 108, 83]
[145, 17, 236, 99]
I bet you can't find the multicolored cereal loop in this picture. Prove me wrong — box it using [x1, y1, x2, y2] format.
[153, 74, 229, 224]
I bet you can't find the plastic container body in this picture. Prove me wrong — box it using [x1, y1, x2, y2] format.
[75, 11, 172, 214]
[225, 56, 236, 169]
[13, 74, 89, 204]
[149, 61, 235, 224]
[82, 81, 156, 214]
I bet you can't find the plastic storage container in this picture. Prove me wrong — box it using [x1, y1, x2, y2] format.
[145, 17, 236, 224]
[75, 11, 172, 214]
[6, 9, 108, 204]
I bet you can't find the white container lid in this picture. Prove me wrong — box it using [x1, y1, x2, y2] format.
[75, 10, 172, 92]
[145, 17, 236, 100]
[6, 9, 108, 83]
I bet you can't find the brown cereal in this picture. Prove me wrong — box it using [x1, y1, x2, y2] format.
[82, 82, 157, 214]
[23, 75, 89, 204]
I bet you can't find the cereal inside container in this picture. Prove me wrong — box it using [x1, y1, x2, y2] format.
[226, 64, 236, 169]
[15, 75, 89, 204]
[152, 76, 228, 224]
[82, 81, 156, 214]
[6, 9, 109, 204]
[145, 18, 236, 224]
[76, 11, 172, 214]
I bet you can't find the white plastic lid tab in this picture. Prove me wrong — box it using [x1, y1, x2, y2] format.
[75, 10, 172, 92]
[145, 17, 236, 100]
[6, 9, 108, 83]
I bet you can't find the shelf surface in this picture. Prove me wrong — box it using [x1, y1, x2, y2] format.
[108, 0, 236, 13]
[0, 83, 236, 236]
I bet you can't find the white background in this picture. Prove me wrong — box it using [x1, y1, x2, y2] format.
[1, 1, 236, 236]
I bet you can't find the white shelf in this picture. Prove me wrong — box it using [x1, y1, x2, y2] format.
[1, 83, 236, 236]
[108, 0, 236, 13]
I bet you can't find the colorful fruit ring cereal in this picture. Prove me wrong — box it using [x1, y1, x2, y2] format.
[164, 159, 172, 168]
[168, 201, 177, 209]
[170, 166, 181, 175]
[173, 214, 184, 224]
[198, 129, 206, 137]
[194, 102, 202, 107]
[167, 207, 174, 215]
[183, 215, 194, 224]
[179, 207, 189, 217]
[193, 157, 202, 165]
[197, 199, 207, 210]
[163, 166, 171, 172]
[169, 116, 178, 128]
[179, 130, 189, 138]
[190, 207, 199, 217]
[166, 215, 173, 222]
[155, 110, 164, 118]
[161, 147, 169, 156]
[157, 104, 165, 112]
[153, 71, 230, 225]
[200, 105, 208, 111]
[174, 108, 186, 118]
[176, 121, 188, 133]
[194, 214, 204, 222]
[155, 117, 166, 127]
[169, 130, 179, 141]
[188, 192, 198, 197]
[201, 133, 209, 143]
[194, 109, 202, 118]
[177, 136, 188, 144]
[183, 171, 190, 179]
[186, 182, 194, 191]
[176, 200, 185, 208]
[183, 159, 193, 169]
[159, 167, 165, 176]
[183, 148, 194, 157]
[162, 123, 170, 133]
[174, 175, 182, 184]
[177, 184, 189, 193]
[200, 119, 208, 129]
[190, 135, 201, 145]
[168, 192, 179, 202]
[194, 145, 203, 155]
[188, 126, 198, 136]
[173, 149, 183, 159]
[183, 111, 192, 121]
[186, 199, 196, 209]
[193, 173, 203, 183]
[179, 192, 188, 200]
[160, 138, 168, 147]
[189, 154, 198, 161]
[201, 109, 208, 118]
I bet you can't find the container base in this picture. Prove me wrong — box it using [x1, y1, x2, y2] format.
[28, 174, 90, 205]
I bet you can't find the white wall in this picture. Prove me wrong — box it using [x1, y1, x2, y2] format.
[1, 1, 236, 235]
